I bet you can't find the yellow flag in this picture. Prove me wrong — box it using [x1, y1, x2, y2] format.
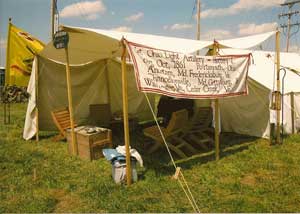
[5, 23, 45, 86]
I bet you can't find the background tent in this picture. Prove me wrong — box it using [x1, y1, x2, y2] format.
[219, 48, 300, 138]
[23, 26, 279, 140]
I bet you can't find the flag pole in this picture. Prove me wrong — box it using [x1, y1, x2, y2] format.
[5, 18, 12, 86]
[4, 18, 12, 125]
[121, 38, 132, 186]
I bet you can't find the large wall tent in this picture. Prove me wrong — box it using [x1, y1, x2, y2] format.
[220, 49, 300, 138]
[23, 26, 300, 140]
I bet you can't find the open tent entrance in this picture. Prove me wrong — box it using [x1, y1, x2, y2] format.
[156, 96, 195, 126]
[23, 26, 300, 162]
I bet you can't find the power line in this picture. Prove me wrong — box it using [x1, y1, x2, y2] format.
[278, 0, 300, 52]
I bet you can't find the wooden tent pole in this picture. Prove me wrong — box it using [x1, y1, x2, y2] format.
[214, 99, 220, 161]
[275, 31, 281, 144]
[212, 42, 220, 161]
[121, 39, 132, 186]
[291, 92, 295, 134]
[65, 47, 77, 155]
[35, 56, 39, 142]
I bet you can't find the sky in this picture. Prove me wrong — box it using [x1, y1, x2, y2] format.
[1, 0, 300, 67]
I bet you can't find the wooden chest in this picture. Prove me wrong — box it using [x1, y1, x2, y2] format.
[66, 126, 112, 161]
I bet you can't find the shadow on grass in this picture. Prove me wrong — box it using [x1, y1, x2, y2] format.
[132, 131, 260, 176]
[37, 128, 261, 178]
[37, 131, 64, 141]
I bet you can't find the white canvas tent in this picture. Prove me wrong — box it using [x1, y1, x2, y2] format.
[219, 49, 300, 137]
[23, 26, 216, 140]
[24, 26, 291, 140]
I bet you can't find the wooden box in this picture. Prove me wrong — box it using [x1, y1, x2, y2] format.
[67, 126, 112, 161]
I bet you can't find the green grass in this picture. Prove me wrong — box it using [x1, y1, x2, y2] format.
[1, 103, 300, 212]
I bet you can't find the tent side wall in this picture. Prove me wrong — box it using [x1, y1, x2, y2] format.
[294, 93, 300, 132]
[23, 56, 155, 139]
[281, 92, 300, 133]
[37, 56, 109, 130]
[220, 78, 271, 138]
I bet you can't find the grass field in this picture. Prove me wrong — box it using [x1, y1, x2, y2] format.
[1, 103, 300, 212]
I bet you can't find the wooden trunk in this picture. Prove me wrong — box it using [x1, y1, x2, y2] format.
[66, 126, 112, 161]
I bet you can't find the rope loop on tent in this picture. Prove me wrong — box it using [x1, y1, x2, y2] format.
[144, 93, 200, 213]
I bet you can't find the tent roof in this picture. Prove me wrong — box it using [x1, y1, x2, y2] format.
[40, 26, 212, 64]
[218, 31, 276, 49]
[40, 25, 276, 65]
[220, 48, 300, 93]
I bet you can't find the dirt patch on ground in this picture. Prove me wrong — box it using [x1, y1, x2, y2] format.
[240, 174, 257, 186]
[241, 169, 276, 187]
[54, 194, 83, 212]
[49, 189, 84, 212]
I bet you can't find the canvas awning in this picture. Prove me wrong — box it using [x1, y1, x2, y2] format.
[40, 25, 276, 65]
[40, 26, 212, 65]
[218, 31, 276, 49]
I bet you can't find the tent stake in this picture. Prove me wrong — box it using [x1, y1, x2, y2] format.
[65, 47, 77, 155]
[275, 31, 281, 144]
[121, 39, 132, 186]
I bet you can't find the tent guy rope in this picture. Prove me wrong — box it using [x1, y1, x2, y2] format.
[144, 93, 200, 213]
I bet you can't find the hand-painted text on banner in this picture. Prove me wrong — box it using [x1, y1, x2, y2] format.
[127, 41, 251, 99]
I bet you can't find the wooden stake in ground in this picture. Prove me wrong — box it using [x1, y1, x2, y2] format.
[121, 39, 132, 186]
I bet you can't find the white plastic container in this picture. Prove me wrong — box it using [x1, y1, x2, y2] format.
[112, 160, 137, 184]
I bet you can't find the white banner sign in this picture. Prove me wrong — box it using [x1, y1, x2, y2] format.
[126, 41, 251, 99]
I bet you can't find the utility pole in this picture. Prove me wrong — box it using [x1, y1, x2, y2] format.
[196, 0, 201, 41]
[51, 0, 59, 40]
[51, 0, 55, 39]
[279, 0, 300, 52]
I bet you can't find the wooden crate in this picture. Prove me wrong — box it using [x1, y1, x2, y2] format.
[66, 126, 112, 161]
